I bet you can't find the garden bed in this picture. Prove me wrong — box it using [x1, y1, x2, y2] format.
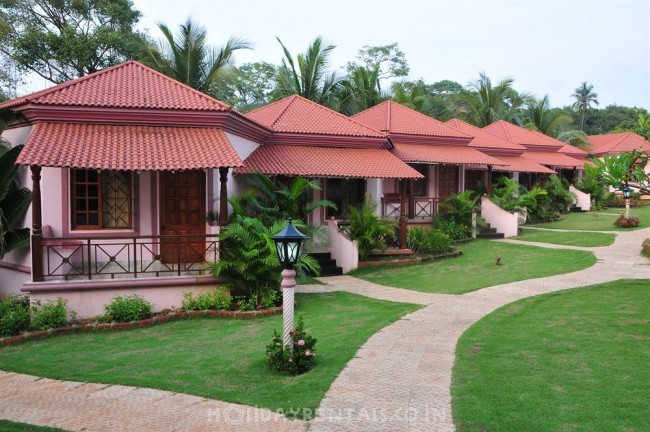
[359, 247, 462, 268]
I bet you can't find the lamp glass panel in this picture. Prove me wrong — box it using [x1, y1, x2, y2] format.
[275, 242, 286, 263]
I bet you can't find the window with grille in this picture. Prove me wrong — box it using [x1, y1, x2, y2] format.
[412, 164, 429, 197]
[71, 170, 132, 230]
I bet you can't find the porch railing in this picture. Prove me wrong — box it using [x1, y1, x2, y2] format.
[381, 196, 439, 219]
[40, 234, 219, 281]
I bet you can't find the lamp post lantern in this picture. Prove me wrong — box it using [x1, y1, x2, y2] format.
[622, 186, 632, 219]
[272, 220, 307, 351]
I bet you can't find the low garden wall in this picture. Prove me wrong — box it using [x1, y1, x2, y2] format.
[481, 196, 518, 238]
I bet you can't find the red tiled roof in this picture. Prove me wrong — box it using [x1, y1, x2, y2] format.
[587, 132, 650, 155]
[237, 145, 423, 179]
[483, 121, 562, 149]
[492, 156, 556, 174]
[521, 151, 583, 169]
[445, 119, 525, 151]
[17, 123, 242, 170]
[352, 101, 471, 139]
[245, 95, 385, 137]
[392, 143, 507, 165]
[0, 61, 230, 112]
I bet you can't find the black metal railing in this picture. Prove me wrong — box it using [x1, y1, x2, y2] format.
[41, 234, 219, 281]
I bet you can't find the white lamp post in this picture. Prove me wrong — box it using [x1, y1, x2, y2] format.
[272, 220, 307, 351]
[623, 186, 632, 219]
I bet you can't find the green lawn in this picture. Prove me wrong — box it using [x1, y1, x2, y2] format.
[349, 240, 596, 294]
[529, 205, 650, 231]
[452, 279, 649, 432]
[0, 292, 420, 419]
[0, 420, 67, 432]
[514, 228, 616, 247]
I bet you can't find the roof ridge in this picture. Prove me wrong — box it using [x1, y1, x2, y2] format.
[269, 95, 298, 129]
[386, 100, 392, 132]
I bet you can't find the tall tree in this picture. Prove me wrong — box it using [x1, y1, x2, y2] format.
[211, 62, 277, 112]
[571, 82, 599, 131]
[134, 18, 249, 94]
[275, 36, 343, 108]
[457, 72, 530, 127]
[522, 95, 572, 136]
[346, 43, 409, 93]
[0, 0, 146, 83]
[338, 65, 383, 115]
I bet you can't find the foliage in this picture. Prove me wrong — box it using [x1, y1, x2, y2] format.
[346, 43, 408, 93]
[338, 65, 383, 116]
[642, 238, 650, 256]
[266, 315, 317, 375]
[406, 226, 453, 255]
[275, 36, 343, 108]
[0, 143, 31, 259]
[234, 295, 257, 312]
[490, 177, 547, 215]
[133, 18, 249, 94]
[182, 288, 232, 311]
[613, 215, 639, 228]
[540, 175, 574, 213]
[344, 196, 397, 259]
[585, 149, 649, 195]
[0, 0, 146, 83]
[612, 111, 650, 139]
[0, 294, 30, 337]
[571, 81, 599, 130]
[457, 72, 530, 127]
[212, 62, 277, 112]
[578, 105, 648, 136]
[30, 297, 69, 330]
[433, 219, 471, 240]
[103, 294, 153, 322]
[438, 190, 479, 226]
[390, 79, 459, 120]
[521, 95, 574, 140]
[211, 215, 319, 302]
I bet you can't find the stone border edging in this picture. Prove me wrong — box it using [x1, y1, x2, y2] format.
[0, 306, 283, 347]
[358, 248, 462, 268]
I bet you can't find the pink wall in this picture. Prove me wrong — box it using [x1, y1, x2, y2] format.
[481, 196, 519, 238]
[327, 219, 358, 273]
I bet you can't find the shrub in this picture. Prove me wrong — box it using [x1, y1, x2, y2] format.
[344, 196, 397, 259]
[407, 226, 452, 255]
[234, 296, 256, 311]
[182, 288, 232, 311]
[438, 191, 479, 226]
[434, 219, 471, 240]
[613, 215, 640, 228]
[0, 295, 30, 337]
[103, 294, 153, 322]
[261, 289, 280, 309]
[30, 298, 70, 330]
[266, 316, 317, 375]
[642, 238, 650, 256]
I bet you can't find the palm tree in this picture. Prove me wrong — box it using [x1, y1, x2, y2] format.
[134, 18, 250, 94]
[338, 65, 383, 115]
[522, 95, 572, 136]
[0, 142, 31, 259]
[275, 36, 343, 108]
[457, 72, 530, 127]
[571, 82, 599, 131]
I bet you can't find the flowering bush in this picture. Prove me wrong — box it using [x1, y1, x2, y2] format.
[613, 215, 640, 228]
[266, 315, 317, 375]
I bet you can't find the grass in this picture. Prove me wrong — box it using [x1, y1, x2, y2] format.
[514, 228, 616, 247]
[452, 279, 650, 432]
[0, 420, 67, 432]
[349, 240, 596, 294]
[529, 205, 650, 231]
[0, 292, 420, 419]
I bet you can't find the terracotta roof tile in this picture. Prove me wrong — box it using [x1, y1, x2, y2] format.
[237, 144, 423, 179]
[521, 151, 583, 169]
[0, 61, 230, 111]
[587, 132, 650, 155]
[492, 155, 556, 174]
[245, 95, 385, 137]
[392, 143, 507, 165]
[17, 123, 242, 170]
[353, 101, 471, 139]
[445, 119, 525, 151]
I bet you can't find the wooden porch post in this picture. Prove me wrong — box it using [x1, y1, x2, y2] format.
[399, 179, 407, 249]
[408, 179, 415, 219]
[487, 165, 493, 195]
[218, 167, 229, 226]
[30, 165, 44, 282]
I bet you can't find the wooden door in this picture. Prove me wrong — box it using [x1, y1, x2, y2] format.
[438, 165, 459, 202]
[160, 171, 205, 263]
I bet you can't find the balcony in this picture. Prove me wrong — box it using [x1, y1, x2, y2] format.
[381, 195, 439, 220]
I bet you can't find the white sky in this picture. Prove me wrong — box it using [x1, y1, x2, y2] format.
[25, 0, 650, 109]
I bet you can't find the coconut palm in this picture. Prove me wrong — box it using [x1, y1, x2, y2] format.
[133, 18, 250, 94]
[275, 36, 343, 108]
[571, 82, 599, 131]
[338, 65, 383, 115]
[0, 142, 31, 259]
[521, 95, 590, 149]
[457, 72, 530, 127]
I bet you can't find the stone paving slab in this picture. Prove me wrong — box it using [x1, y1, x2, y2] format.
[1, 227, 649, 431]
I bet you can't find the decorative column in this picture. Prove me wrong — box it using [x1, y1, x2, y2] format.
[281, 268, 296, 350]
[218, 167, 229, 226]
[399, 179, 408, 249]
[30, 166, 44, 282]
[487, 165, 493, 195]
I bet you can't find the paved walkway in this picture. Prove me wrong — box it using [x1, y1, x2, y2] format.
[1, 228, 649, 431]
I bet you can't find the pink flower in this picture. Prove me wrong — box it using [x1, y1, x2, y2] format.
[305, 350, 312, 357]
[298, 339, 305, 346]
[288, 358, 293, 362]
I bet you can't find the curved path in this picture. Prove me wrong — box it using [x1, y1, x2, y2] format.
[1, 228, 648, 432]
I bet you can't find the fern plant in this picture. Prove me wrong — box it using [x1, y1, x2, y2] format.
[490, 177, 547, 215]
[0, 143, 31, 259]
[438, 190, 479, 226]
[343, 196, 397, 260]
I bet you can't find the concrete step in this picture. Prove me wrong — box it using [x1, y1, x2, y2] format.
[476, 232, 505, 239]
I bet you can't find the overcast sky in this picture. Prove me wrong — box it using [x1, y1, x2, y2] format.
[26, 0, 650, 109]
